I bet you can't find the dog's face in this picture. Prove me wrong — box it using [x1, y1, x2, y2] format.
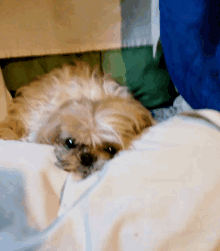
[37, 97, 155, 179]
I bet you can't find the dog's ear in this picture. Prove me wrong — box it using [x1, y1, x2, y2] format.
[36, 112, 61, 145]
[135, 109, 156, 134]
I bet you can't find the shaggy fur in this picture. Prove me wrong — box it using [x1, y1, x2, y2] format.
[0, 62, 155, 178]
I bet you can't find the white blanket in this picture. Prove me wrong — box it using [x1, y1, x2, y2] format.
[1, 109, 220, 250]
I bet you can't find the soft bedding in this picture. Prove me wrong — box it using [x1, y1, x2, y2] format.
[1, 110, 220, 250]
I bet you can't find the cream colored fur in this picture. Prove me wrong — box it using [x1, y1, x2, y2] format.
[0, 62, 155, 178]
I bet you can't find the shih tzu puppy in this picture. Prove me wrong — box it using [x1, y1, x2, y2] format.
[0, 62, 155, 178]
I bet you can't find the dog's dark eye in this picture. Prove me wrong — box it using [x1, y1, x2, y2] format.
[65, 138, 78, 149]
[104, 146, 117, 156]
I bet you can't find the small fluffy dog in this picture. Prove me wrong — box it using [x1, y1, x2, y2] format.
[0, 62, 155, 178]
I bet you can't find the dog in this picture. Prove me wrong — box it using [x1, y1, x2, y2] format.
[0, 61, 156, 179]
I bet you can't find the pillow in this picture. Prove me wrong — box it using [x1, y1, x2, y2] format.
[1, 52, 101, 92]
[102, 45, 178, 109]
[2, 45, 178, 110]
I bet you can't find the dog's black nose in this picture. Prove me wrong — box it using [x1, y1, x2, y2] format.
[80, 153, 95, 167]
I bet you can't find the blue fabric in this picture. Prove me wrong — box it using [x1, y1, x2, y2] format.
[160, 0, 220, 110]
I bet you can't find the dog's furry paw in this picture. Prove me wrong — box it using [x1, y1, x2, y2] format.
[0, 128, 19, 140]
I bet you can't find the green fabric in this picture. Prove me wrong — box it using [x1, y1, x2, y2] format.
[2, 43, 177, 109]
[101, 49, 126, 85]
[2, 52, 101, 91]
[101, 44, 178, 109]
